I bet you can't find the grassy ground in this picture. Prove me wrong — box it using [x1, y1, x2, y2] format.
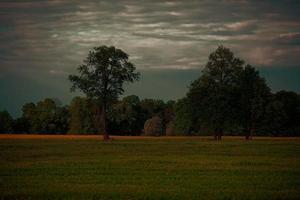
[0, 135, 299, 200]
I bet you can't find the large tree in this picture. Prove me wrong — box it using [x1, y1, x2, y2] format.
[188, 46, 244, 140]
[238, 65, 271, 140]
[69, 46, 140, 140]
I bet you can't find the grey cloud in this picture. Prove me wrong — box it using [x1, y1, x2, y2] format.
[1, 0, 300, 117]
[1, 0, 299, 73]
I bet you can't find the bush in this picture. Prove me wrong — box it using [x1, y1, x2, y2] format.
[144, 116, 163, 136]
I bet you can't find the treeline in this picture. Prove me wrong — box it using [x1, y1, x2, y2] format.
[1, 46, 299, 137]
[0, 96, 174, 135]
[1, 90, 299, 137]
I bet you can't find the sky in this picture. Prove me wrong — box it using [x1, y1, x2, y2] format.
[0, 0, 300, 117]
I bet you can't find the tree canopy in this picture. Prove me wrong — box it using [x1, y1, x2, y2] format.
[1, 46, 299, 138]
[188, 46, 245, 140]
[69, 45, 140, 140]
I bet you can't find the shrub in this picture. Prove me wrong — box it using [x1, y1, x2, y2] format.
[144, 116, 163, 136]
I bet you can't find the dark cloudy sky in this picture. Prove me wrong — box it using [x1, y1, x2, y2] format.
[0, 0, 300, 117]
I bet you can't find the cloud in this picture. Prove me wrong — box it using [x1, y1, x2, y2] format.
[278, 32, 300, 45]
[1, 0, 300, 117]
[241, 46, 300, 67]
[1, 0, 300, 72]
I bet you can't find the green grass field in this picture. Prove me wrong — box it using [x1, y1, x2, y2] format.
[0, 136, 299, 200]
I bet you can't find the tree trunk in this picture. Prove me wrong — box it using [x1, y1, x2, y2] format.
[101, 103, 109, 140]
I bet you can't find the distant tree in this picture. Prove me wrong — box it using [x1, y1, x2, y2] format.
[274, 91, 300, 135]
[22, 98, 69, 134]
[174, 98, 193, 135]
[69, 97, 88, 134]
[0, 110, 13, 133]
[140, 99, 165, 120]
[68, 97, 101, 134]
[238, 65, 271, 140]
[35, 98, 57, 133]
[13, 117, 30, 133]
[69, 46, 140, 140]
[263, 100, 288, 136]
[109, 95, 143, 135]
[164, 100, 175, 125]
[22, 102, 37, 132]
[187, 46, 244, 140]
[54, 105, 69, 134]
[144, 116, 163, 136]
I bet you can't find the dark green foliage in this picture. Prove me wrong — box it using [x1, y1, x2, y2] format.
[187, 46, 245, 139]
[182, 46, 300, 138]
[69, 45, 140, 139]
[174, 98, 193, 135]
[273, 91, 300, 135]
[237, 65, 271, 139]
[259, 91, 300, 136]
[0, 110, 13, 133]
[69, 46, 140, 102]
[263, 100, 288, 136]
[22, 102, 36, 131]
[21, 98, 69, 134]
[12, 118, 30, 133]
[2, 46, 300, 136]
[140, 99, 166, 119]
[164, 100, 175, 126]
[109, 95, 143, 135]
[68, 97, 101, 134]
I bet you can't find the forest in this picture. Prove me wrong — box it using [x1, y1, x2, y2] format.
[1, 46, 300, 138]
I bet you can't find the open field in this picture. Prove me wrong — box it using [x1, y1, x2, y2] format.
[0, 135, 299, 200]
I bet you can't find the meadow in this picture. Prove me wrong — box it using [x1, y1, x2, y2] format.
[0, 135, 299, 200]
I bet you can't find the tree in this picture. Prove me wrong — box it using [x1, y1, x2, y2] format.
[69, 46, 140, 140]
[187, 46, 244, 140]
[174, 98, 193, 135]
[274, 91, 300, 135]
[144, 116, 163, 136]
[22, 102, 37, 132]
[21, 99, 69, 134]
[68, 97, 100, 134]
[238, 65, 271, 140]
[13, 117, 30, 134]
[109, 95, 143, 135]
[54, 105, 69, 134]
[35, 98, 57, 133]
[164, 100, 175, 125]
[263, 99, 287, 136]
[0, 110, 13, 133]
[140, 99, 165, 119]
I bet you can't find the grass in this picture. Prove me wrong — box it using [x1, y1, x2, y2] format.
[0, 135, 299, 200]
